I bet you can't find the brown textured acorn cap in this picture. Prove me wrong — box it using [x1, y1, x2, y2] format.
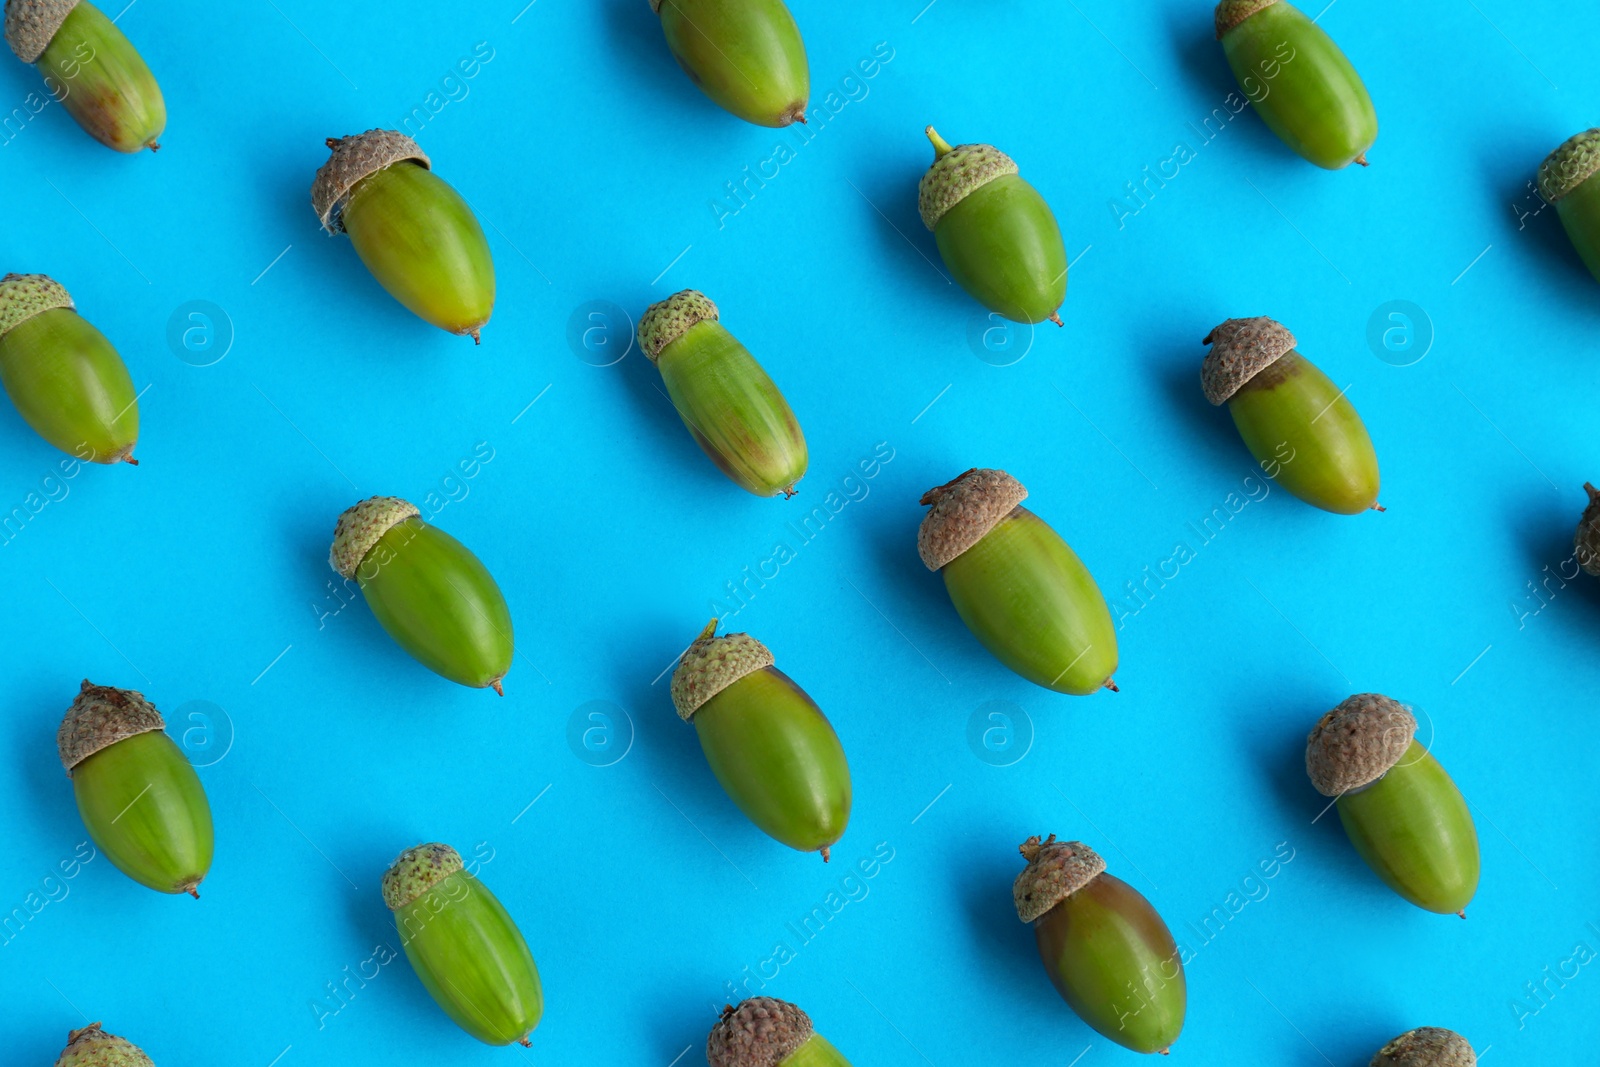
[312, 129, 431, 235]
[4, 0, 78, 64]
[1213, 0, 1278, 38]
[670, 619, 774, 721]
[918, 128, 1019, 230]
[382, 842, 464, 910]
[53, 1023, 154, 1067]
[1537, 129, 1600, 204]
[1201, 316, 1296, 405]
[707, 997, 814, 1067]
[917, 468, 1027, 570]
[638, 289, 718, 362]
[0, 272, 73, 339]
[57, 681, 165, 774]
[329, 496, 420, 579]
[1575, 483, 1600, 577]
[1013, 835, 1106, 923]
[1371, 1027, 1476, 1067]
[1306, 693, 1417, 797]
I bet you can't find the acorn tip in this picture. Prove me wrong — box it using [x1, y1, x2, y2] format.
[1354, 152, 1369, 167]
[187, 887, 200, 899]
[490, 679, 504, 696]
[925, 125, 954, 159]
[820, 846, 831, 863]
[781, 485, 798, 499]
[1458, 909, 1467, 919]
[148, 141, 160, 153]
[122, 453, 139, 466]
[519, 1038, 532, 1047]
[1048, 311, 1063, 327]
[1370, 502, 1386, 512]
[1103, 678, 1119, 693]
[470, 328, 482, 345]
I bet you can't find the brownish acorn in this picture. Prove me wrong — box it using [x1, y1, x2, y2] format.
[1574, 482, 1600, 575]
[1369, 1026, 1476, 1067]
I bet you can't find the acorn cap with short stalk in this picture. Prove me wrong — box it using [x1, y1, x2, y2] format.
[918, 126, 1018, 231]
[670, 619, 773, 721]
[1538, 129, 1600, 204]
[1574, 483, 1600, 577]
[638, 289, 718, 362]
[57, 680, 165, 775]
[706, 997, 814, 1067]
[382, 842, 464, 911]
[1013, 835, 1106, 923]
[1305, 693, 1417, 797]
[1213, 0, 1279, 38]
[4, 0, 77, 64]
[917, 468, 1027, 571]
[1202, 316, 1297, 405]
[53, 1022, 153, 1067]
[0, 272, 73, 340]
[1370, 1027, 1476, 1067]
[312, 129, 431, 235]
[329, 496, 420, 580]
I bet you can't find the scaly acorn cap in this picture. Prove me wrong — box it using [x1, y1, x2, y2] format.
[312, 129, 431, 235]
[4, 0, 77, 64]
[1201, 316, 1297, 405]
[0, 272, 73, 339]
[918, 127, 1018, 231]
[1371, 1027, 1476, 1067]
[1305, 693, 1417, 797]
[917, 468, 1027, 571]
[57, 680, 164, 775]
[706, 997, 814, 1067]
[53, 1023, 153, 1067]
[329, 496, 420, 580]
[1213, 0, 1278, 38]
[382, 842, 464, 911]
[670, 619, 774, 721]
[1537, 129, 1600, 204]
[1014, 835, 1106, 923]
[1575, 483, 1600, 577]
[638, 289, 718, 362]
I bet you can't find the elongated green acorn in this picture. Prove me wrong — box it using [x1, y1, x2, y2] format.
[1215, 0, 1376, 169]
[639, 290, 807, 497]
[919, 128, 1066, 325]
[1370, 1027, 1476, 1067]
[1204, 316, 1380, 514]
[708, 998, 853, 1067]
[672, 620, 850, 859]
[59, 681, 213, 896]
[1015, 837, 1185, 1054]
[385, 843, 543, 1046]
[6, 0, 165, 152]
[331, 497, 513, 692]
[0, 274, 139, 464]
[1538, 131, 1600, 285]
[1307, 694, 1480, 916]
[1574, 483, 1600, 575]
[919, 469, 1117, 695]
[313, 130, 495, 342]
[652, 0, 808, 127]
[53, 1022, 153, 1067]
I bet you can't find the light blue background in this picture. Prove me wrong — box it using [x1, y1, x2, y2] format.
[0, 0, 1595, 1063]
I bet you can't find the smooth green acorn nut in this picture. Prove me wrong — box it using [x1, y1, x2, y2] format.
[638, 290, 808, 498]
[0, 274, 139, 464]
[383, 843, 543, 1046]
[58, 681, 213, 896]
[652, 0, 808, 128]
[708, 998, 853, 1067]
[919, 469, 1118, 695]
[1307, 694, 1480, 916]
[671, 620, 851, 859]
[1574, 483, 1600, 576]
[1203, 316, 1381, 514]
[918, 127, 1066, 325]
[312, 130, 495, 342]
[1215, 0, 1376, 169]
[329, 496, 514, 692]
[53, 1022, 153, 1067]
[1538, 131, 1600, 285]
[1370, 1027, 1476, 1067]
[1015, 836, 1186, 1054]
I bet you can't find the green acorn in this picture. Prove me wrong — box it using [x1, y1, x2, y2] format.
[6, 0, 165, 153]
[651, 0, 808, 127]
[919, 469, 1117, 695]
[384, 843, 543, 1046]
[53, 1022, 153, 1067]
[1307, 694, 1480, 916]
[1215, 0, 1377, 169]
[330, 496, 513, 693]
[708, 998, 853, 1067]
[1538, 131, 1600, 285]
[671, 620, 850, 860]
[1015, 837, 1185, 1054]
[1370, 1027, 1476, 1067]
[1574, 483, 1600, 575]
[59, 681, 213, 897]
[0, 274, 139, 464]
[638, 290, 807, 498]
[312, 130, 495, 342]
[1203, 316, 1380, 514]
[919, 128, 1067, 325]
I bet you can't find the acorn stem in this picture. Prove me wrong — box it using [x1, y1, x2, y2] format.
[925, 125, 954, 160]
[695, 618, 719, 643]
[1103, 678, 1119, 693]
[1048, 311, 1063, 327]
[1354, 152, 1369, 166]
[1370, 502, 1386, 512]
[819, 846, 830, 863]
[490, 679, 504, 696]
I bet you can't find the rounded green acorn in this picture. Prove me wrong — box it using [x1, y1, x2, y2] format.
[1370, 1027, 1476, 1067]
[6, 0, 165, 153]
[919, 469, 1117, 695]
[59, 681, 213, 897]
[1538, 131, 1600, 285]
[312, 130, 495, 342]
[651, 0, 808, 127]
[1015, 837, 1185, 1054]
[639, 290, 808, 498]
[919, 128, 1066, 325]
[708, 998, 853, 1067]
[1573, 482, 1600, 575]
[1203, 316, 1380, 514]
[53, 1022, 153, 1067]
[671, 620, 850, 859]
[330, 496, 513, 693]
[1307, 694, 1480, 916]
[0, 274, 139, 464]
[1215, 0, 1376, 169]
[384, 843, 543, 1046]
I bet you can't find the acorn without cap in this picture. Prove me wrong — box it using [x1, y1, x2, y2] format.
[1203, 316, 1380, 514]
[312, 130, 495, 341]
[672, 620, 850, 860]
[1370, 1027, 1476, 1067]
[1015, 837, 1185, 1054]
[919, 128, 1067, 325]
[1540, 131, 1600, 285]
[919, 469, 1116, 695]
[330, 496, 513, 693]
[1307, 694, 1479, 916]
[53, 1022, 153, 1067]
[1573, 483, 1600, 575]
[651, 0, 809, 127]
[59, 681, 213, 896]
[707, 998, 853, 1067]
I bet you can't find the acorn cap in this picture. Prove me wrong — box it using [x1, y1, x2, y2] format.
[53, 1023, 153, 1067]
[57, 681, 164, 775]
[1576, 483, 1600, 577]
[329, 496, 420, 580]
[1014, 835, 1105, 923]
[1371, 1027, 1476, 1067]
[1201, 316, 1296, 405]
[0, 272, 73, 340]
[1213, 0, 1278, 38]
[706, 997, 814, 1067]
[5, 0, 77, 64]
[1305, 693, 1417, 797]
[638, 289, 718, 362]
[382, 842, 464, 911]
[312, 129, 431, 235]
[918, 128, 1018, 230]
[670, 619, 774, 721]
[1537, 129, 1600, 204]
[917, 468, 1027, 571]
